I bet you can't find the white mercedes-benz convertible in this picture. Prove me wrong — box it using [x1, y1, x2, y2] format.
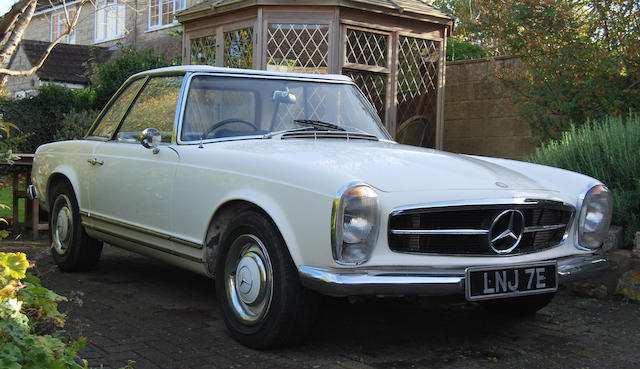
[29, 66, 611, 348]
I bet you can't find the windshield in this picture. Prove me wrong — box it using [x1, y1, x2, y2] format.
[180, 75, 392, 142]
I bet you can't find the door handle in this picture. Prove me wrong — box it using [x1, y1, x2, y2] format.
[88, 158, 104, 166]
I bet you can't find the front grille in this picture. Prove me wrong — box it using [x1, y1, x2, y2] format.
[388, 201, 574, 255]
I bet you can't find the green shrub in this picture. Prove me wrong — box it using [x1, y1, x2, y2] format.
[446, 38, 486, 61]
[53, 110, 100, 142]
[527, 114, 640, 246]
[90, 45, 170, 110]
[0, 84, 95, 153]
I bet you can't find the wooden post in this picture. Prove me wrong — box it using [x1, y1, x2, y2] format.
[12, 173, 18, 227]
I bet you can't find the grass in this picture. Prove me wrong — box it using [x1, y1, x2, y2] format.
[0, 186, 26, 223]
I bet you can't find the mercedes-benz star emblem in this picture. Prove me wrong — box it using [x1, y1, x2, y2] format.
[488, 209, 525, 254]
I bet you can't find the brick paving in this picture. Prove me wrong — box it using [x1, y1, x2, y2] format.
[5, 242, 640, 369]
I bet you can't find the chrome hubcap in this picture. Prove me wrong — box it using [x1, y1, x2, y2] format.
[52, 195, 73, 255]
[225, 234, 273, 325]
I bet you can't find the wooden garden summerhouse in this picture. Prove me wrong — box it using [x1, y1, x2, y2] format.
[177, 0, 454, 148]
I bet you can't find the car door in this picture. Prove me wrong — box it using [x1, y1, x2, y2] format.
[87, 75, 183, 242]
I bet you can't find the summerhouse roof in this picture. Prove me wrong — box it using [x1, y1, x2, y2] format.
[178, 0, 454, 26]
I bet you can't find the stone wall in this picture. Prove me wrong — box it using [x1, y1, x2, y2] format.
[4, 48, 40, 97]
[442, 57, 535, 160]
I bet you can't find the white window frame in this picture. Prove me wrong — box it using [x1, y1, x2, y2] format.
[94, 0, 126, 43]
[50, 8, 76, 44]
[148, 0, 185, 30]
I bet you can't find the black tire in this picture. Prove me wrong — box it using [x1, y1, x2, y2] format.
[49, 181, 102, 272]
[215, 210, 318, 349]
[478, 292, 556, 316]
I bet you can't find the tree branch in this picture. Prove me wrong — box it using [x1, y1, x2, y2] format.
[0, 0, 36, 66]
[0, 0, 32, 44]
[0, 0, 89, 78]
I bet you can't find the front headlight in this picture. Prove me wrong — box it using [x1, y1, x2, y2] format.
[331, 183, 379, 265]
[577, 184, 613, 250]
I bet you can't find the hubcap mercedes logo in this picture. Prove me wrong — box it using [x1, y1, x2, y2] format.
[488, 209, 525, 254]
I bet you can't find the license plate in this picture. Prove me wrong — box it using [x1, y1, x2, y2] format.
[465, 262, 558, 301]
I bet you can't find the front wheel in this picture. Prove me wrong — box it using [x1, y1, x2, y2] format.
[478, 292, 556, 316]
[215, 211, 317, 349]
[49, 182, 102, 271]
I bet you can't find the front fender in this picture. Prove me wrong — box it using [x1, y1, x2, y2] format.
[214, 187, 333, 268]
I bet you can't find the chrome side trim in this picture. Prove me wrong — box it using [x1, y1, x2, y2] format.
[79, 211, 202, 249]
[85, 223, 203, 263]
[298, 254, 607, 297]
[523, 224, 567, 233]
[390, 229, 488, 235]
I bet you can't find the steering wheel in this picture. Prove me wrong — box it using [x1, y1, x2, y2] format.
[201, 118, 258, 139]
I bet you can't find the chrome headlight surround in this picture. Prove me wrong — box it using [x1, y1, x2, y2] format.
[576, 183, 613, 250]
[331, 183, 379, 265]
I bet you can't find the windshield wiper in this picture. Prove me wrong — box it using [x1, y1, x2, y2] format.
[263, 126, 315, 139]
[293, 119, 346, 131]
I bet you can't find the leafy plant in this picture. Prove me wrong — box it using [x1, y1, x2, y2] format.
[90, 45, 170, 110]
[475, 0, 640, 139]
[0, 84, 95, 153]
[53, 110, 100, 142]
[446, 38, 486, 61]
[527, 114, 640, 245]
[0, 252, 88, 369]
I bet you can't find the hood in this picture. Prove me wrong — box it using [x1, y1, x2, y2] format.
[209, 139, 551, 193]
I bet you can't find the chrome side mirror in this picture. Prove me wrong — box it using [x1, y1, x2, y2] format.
[141, 128, 161, 154]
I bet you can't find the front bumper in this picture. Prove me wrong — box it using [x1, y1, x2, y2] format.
[298, 254, 608, 297]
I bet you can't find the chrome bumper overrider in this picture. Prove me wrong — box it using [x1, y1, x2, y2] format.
[298, 254, 608, 297]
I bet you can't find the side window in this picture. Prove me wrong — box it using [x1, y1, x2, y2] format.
[91, 78, 145, 139]
[116, 76, 183, 143]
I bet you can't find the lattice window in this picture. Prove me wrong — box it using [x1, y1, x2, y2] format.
[273, 86, 330, 130]
[396, 36, 440, 148]
[224, 27, 253, 69]
[345, 28, 387, 67]
[191, 35, 216, 65]
[344, 70, 386, 119]
[267, 24, 329, 74]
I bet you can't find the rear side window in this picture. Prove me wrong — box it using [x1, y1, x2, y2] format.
[116, 76, 183, 143]
[91, 78, 145, 139]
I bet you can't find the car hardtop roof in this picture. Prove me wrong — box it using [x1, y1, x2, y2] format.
[130, 65, 354, 83]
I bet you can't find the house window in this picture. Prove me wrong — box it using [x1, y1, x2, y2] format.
[95, 0, 126, 42]
[51, 9, 76, 43]
[149, 0, 185, 28]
